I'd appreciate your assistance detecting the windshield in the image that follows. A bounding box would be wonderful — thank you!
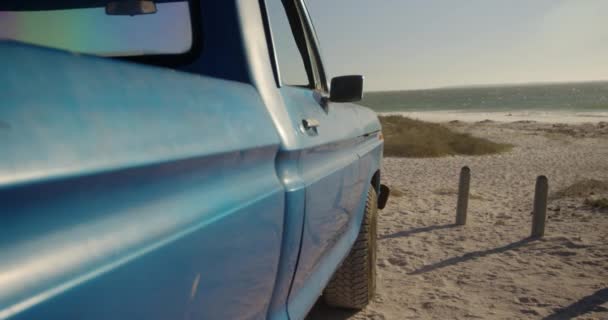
[0,1,193,57]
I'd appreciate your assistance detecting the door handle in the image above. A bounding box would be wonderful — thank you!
[302,118,320,130]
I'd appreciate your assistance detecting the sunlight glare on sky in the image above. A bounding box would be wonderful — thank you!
[305,0,608,91]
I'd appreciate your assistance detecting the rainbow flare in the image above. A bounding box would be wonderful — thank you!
[0,2,192,56]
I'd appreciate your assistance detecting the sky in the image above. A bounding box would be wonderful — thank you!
[305,0,608,91]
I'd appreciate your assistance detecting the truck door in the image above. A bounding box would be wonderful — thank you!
[0,29,285,320]
[264,1,369,318]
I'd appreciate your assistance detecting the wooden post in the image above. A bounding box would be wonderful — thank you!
[456,166,471,225]
[531,175,548,238]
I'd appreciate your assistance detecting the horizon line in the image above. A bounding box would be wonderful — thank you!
[365,79,608,93]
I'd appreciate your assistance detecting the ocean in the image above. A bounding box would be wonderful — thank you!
[359,81,608,113]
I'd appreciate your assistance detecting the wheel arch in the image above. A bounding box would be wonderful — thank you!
[370,170,381,194]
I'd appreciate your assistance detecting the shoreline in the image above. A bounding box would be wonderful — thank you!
[379,110,608,124]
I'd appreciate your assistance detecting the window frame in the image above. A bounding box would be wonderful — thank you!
[296,0,329,93]
[262,0,328,93]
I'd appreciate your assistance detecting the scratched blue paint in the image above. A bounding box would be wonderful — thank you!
[286,137,382,320]
[0,42,278,188]
[268,86,382,320]
[267,149,313,320]
[0,42,284,319]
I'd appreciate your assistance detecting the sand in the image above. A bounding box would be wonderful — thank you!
[307,119,608,319]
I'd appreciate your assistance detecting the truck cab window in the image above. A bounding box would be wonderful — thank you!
[265,0,311,87]
[0,1,194,59]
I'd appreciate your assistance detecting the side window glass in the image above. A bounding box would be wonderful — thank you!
[266,1,310,87]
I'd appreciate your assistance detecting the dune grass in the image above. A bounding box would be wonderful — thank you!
[552,179,608,210]
[585,197,608,209]
[552,179,608,199]
[379,116,513,158]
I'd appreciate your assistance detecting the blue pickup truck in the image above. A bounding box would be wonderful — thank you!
[0,1,389,319]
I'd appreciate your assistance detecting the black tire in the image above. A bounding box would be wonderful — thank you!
[323,186,378,309]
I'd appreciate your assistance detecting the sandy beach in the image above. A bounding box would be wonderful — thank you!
[308,118,608,319]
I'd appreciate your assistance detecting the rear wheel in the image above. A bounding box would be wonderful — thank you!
[323,186,377,309]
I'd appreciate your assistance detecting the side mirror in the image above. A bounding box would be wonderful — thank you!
[329,75,364,103]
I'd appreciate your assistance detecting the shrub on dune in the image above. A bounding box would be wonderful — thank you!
[379,116,512,158]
